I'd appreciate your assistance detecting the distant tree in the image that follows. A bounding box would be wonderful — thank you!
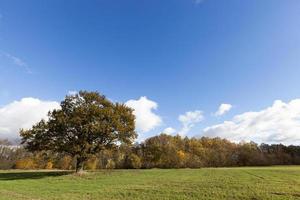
[105,159,116,169]
[15,158,36,169]
[124,153,142,169]
[45,161,53,169]
[20,91,136,173]
[85,156,98,170]
[57,155,73,170]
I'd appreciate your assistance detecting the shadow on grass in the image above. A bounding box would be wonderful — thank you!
[0,171,71,181]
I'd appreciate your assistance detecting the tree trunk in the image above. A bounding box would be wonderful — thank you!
[75,157,85,173]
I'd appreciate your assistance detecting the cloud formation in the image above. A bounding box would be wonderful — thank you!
[163,127,176,135]
[0,98,60,140]
[203,99,300,145]
[125,96,162,133]
[178,110,204,136]
[0,52,32,73]
[215,103,232,116]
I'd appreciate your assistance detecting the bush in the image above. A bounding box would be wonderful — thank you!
[85,157,98,170]
[15,158,36,169]
[106,159,115,169]
[45,161,53,169]
[125,154,142,169]
[58,156,73,170]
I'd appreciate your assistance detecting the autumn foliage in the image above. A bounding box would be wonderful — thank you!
[2,133,300,170]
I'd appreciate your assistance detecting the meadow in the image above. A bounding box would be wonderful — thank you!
[0,166,300,200]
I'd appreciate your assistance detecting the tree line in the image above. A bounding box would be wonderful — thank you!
[1,134,300,170]
[1,91,299,171]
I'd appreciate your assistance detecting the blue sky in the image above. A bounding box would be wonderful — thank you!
[1,0,300,143]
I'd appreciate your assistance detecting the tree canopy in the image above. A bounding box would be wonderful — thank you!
[20,91,136,172]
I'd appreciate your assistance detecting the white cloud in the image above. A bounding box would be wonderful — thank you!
[68,90,78,96]
[0,98,60,140]
[125,96,162,133]
[203,99,300,145]
[163,127,176,135]
[178,110,204,136]
[0,52,32,73]
[215,103,232,116]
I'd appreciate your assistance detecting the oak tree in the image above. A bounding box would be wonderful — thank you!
[20,91,136,173]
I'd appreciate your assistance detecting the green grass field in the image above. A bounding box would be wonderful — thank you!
[0,167,300,200]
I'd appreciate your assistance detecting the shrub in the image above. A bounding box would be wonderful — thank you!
[85,157,98,170]
[15,158,36,169]
[125,154,142,169]
[106,159,115,169]
[58,156,73,170]
[45,161,53,169]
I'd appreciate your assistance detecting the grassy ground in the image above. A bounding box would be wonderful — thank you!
[0,166,300,200]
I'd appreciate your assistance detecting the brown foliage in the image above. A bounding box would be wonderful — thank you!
[15,158,36,169]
